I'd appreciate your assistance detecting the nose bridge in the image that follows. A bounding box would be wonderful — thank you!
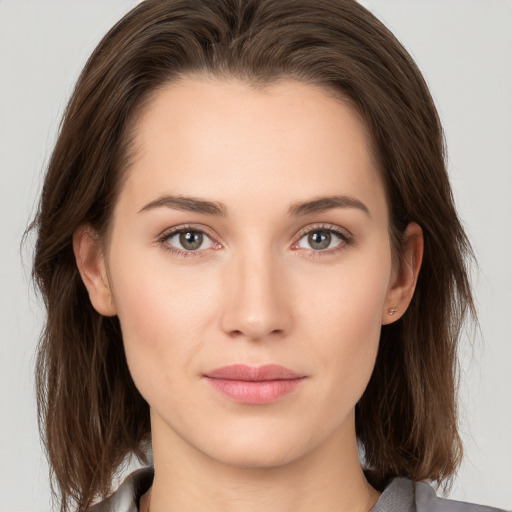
[220,241,291,340]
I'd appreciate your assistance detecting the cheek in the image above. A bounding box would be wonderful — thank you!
[107,245,221,399]
[299,245,392,394]
[300,242,391,330]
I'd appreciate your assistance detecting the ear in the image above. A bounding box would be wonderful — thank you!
[382,222,423,325]
[73,225,117,316]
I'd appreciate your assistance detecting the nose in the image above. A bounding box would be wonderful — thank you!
[219,248,293,341]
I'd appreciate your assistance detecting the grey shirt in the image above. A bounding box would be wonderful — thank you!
[89,467,506,512]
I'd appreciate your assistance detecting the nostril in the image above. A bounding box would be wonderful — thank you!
[219,279,293,340]
[227,328,284,341]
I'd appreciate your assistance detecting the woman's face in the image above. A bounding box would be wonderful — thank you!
[87,78,408,468]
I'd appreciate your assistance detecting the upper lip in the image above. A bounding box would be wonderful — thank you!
[204,364,304,381]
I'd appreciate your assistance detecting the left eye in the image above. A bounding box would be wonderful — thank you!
[166,229,215,251]
[296,229,344,251]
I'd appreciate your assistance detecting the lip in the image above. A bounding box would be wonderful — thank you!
[203,364,306,404]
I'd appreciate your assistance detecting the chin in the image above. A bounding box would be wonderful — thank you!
[207,443,304,470]
[196,423,317,470]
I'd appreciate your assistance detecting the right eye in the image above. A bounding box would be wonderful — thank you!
[167,230,213,250]
[158,226,221,257]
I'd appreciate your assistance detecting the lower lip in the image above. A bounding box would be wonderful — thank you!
[205,377,305,404]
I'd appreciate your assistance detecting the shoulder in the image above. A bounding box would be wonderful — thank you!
[413,480,506,512]
[414,482,504,512]
[371,477,506,512]
[87,467,154,512]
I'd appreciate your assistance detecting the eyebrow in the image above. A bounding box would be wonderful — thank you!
[138,194,370,217]
[287,195,370,217]
[139,195,228,216]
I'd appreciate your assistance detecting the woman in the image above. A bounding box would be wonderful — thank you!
[30,1,504,511]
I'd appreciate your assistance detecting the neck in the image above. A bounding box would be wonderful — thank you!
[146,411,380,512]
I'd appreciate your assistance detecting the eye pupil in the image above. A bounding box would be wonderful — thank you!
[308,230,331,250]
[179,231,203,250]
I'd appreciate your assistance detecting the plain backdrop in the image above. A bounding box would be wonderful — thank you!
[1,1,511,511]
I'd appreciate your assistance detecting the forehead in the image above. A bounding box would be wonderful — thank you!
[120,77,386,220]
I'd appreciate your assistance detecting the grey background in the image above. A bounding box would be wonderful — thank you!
[1,1,510,510]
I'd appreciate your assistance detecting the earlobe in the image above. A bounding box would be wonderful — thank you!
[73,226,117,316]
[382,222,423,325]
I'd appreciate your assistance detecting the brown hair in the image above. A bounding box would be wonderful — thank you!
[30,0,475,510]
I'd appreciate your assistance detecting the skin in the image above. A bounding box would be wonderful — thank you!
[74,78,423,512]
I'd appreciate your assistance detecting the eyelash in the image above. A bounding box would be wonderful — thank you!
[157,224,220,258]
[157,223,353,258]
[293,223,352,257]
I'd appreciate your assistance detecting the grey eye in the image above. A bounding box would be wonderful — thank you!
[180,231,203,250]
[308,230,331,250]
[297,229,343,251]
[168,230,213,251]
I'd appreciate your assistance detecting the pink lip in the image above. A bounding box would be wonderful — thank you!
[203,364,306,404]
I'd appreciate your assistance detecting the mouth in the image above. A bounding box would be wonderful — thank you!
[203,364,307,404]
